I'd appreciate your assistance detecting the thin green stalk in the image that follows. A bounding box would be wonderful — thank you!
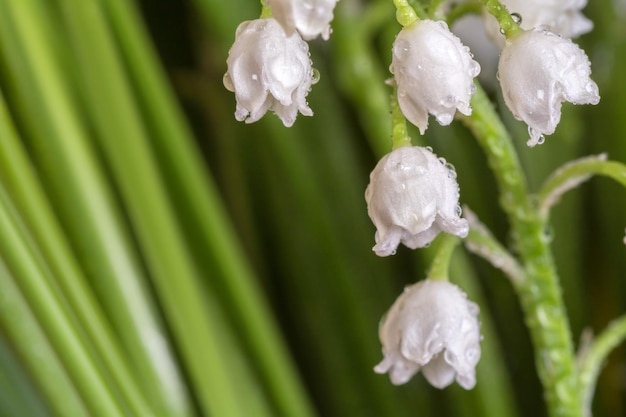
[537,155,626,218]
[578,315,626,416]
[463,207,525,285]
[393,0,420,25]
[462,85,582,417]
[390,84,413,150]
[481,0,522,39]
[427,234,460,281]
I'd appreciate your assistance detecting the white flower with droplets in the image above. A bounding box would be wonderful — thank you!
[267,0,339,41]
[483,0,593,47]
[391,19,480,134]
[498,26,600,146]
[223,18,314,127]
[364,146,468,257]
[375,279,481,389]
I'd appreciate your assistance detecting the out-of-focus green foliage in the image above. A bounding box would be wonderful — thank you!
[0,1,624,417]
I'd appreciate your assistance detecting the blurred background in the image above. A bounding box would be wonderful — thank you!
[0,0,624,416]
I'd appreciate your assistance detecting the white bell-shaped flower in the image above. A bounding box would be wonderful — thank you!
[223,18,314,127]
[375,280,481,389]
[267,0,339,41]
[498,26,600,146]
[391,19,480,134]
[365,146,468,257]
[483,0,592,46]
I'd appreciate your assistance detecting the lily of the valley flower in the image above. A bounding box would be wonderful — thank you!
[223,18,314,127]
[375,280,481,389]
[483,0,593,46]
[498,26,600,146]
[267,0,339,41]
[391,19,480,134]
[365,146,468,257]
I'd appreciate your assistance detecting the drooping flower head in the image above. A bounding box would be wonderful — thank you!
[267,0,339,41]
[375,280,481,389]
[483,0,593,46]
[498,26,600,146]
[391,19,480,134]
[365,146,468,257]
[223,18,314,127]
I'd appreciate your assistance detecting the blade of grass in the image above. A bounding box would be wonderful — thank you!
[0,260,88,417]
[0,183,126,417]
[0,86,160,417]
[0,2,193,416]
[55,1,279,416]
[101,1,319,415]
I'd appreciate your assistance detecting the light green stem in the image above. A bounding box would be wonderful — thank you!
[390,84,413,150]
[578,315,626,416]
[427,234,460,281]
[462,85,582,417]
[482,0,522,39]
[537,155,626,218]
[392,0,419,26]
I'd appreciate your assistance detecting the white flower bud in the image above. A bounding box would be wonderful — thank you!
[375,280,481,389]
[365,146,468,257]
[223,18,314,127]
[498,27,600,146]
[267,0,339,41]
[483,0,593,46]
[391,20,480,134]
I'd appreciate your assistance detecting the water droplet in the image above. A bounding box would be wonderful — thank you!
[536,89,545,100]
[223,73,234,90]
[537,135,546,145]
[311,68,320,84]
[251,73,258,81]
[499,27,506,35]
[511,12,522,25]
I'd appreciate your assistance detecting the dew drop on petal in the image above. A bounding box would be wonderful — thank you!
[511,12,523,25]
[223,72,234,90]
[311,68,321,85]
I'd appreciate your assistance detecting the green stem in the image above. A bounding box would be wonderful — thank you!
[463,207,525,285]
[537,154,626,218]
[481,0,522,39]
[578,315,626,416]
[393,0,419,26]
[427,234,460,281]
[462,85,582,417]
[390,84,412,150]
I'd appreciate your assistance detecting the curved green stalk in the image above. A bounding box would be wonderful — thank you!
[537,155,626,218]
[578,315,626,416]
[461,85,582,417]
